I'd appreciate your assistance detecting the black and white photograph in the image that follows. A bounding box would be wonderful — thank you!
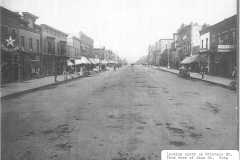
[0,0,239,159]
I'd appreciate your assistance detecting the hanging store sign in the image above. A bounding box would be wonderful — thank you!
[1,36,20,52]
[218,45,236,52]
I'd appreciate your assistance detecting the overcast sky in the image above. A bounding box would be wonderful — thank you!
[1,0,237,63]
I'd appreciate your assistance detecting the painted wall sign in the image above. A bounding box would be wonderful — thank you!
[218,45,236,52]
[1,36,20,52]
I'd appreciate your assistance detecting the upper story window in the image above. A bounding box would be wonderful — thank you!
[206,38,208,49]
[53,42,55,54]
[218,36,221,45]
[202,40,204,48]
[36,40,40,53]
[44,39,46,53]
[11,29,17,39]
[21,36,25,50]
[47,40,52,54]
[1,26,8,40]
[60,44,66,55]
[232,31,236,45]
[211,38,215,50]
[29,38,33,52]
[224,33,228,45]
[58,43,60,55]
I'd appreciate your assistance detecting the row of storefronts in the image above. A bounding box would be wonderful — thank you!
[148,15,237,78]
[1,7,97,84]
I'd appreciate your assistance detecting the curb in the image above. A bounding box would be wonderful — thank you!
[156,68,230,89]
[1,75,84,101]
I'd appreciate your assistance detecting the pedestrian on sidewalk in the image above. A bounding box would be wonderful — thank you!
[113,65,116,72]
[232,66,237,82]
[53,67,59,82]
[200,66,205,79]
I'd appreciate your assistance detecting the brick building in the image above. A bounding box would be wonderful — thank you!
[157,39,173,67]
[79,31,94,58]
[67,35,81,59]
[19,12,42,79]
[40,24,68,75]
[93,47,105,60]
[176,22,203,71]
[170,33,179,69]
[1,7,21,83]
[199,15,237,77]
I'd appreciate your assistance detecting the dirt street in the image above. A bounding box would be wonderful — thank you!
[1,65,238,160]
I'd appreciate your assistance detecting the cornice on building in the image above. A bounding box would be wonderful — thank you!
[0,7,22,18]
[41,24,68,37]
[19,25,41,34]
[79,31,94,42]
[22,12,39,19]
[210,14,237,29]
[158,39,173,41]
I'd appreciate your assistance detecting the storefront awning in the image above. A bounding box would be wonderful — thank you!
[94,59,100,64]
[88,58,97,64]
[75,57,92,65]
[100,59,108,64]
[180,54,199,64]
[107,59,117,64]
[67,60,74,66]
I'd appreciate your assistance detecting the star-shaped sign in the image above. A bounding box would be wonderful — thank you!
[5,36,15,46]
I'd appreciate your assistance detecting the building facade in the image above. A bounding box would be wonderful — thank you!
[157,39,174,67]
[148,44,156,65]
[176,23,203,71]
[105,50,115,60]
[67,35,81,59]
[93,47,105,60]
[1,7,22,83]
[19,12,42,80]
[79,31,94,58]
[200,15,237,77]
[199,24,211,73]
[40,24,68,75]
[170,33,179,69]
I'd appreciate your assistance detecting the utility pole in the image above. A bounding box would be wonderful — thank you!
[167,43,170,69]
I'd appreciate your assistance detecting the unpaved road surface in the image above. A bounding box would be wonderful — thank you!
[1,65,238,160]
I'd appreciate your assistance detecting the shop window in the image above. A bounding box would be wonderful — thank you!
[29,38,33,52]
[11,29,17,39]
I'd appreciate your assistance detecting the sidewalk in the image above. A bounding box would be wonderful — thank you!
[151,66,232,88]
[0,73,85,100]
